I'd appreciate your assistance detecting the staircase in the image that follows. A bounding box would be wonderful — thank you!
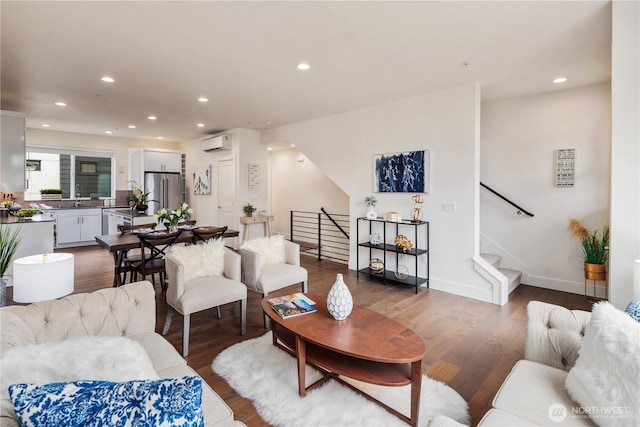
[481,253,522,294]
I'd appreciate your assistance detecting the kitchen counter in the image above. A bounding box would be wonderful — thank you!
[0,215,55,224]
[105,208,155,218]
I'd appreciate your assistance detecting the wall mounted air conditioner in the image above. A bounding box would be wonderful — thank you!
[202,134,232,152]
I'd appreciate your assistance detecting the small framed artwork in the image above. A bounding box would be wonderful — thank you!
[373,150,429,193]
[80,162,97,173]
[193,164,212,195]
[26,159,41,171]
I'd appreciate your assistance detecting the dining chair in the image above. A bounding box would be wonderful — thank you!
[191,226,228,244]
[116,223,157,284]
[132,230,182,292]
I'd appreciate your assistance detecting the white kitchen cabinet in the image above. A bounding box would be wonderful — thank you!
[128,148,183,185]
[0,110,26,192]
[56,208,102,247]
[144,150,181,173]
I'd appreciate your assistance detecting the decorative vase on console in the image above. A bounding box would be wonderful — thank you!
[365,195,377,220]
[327,273,353,320]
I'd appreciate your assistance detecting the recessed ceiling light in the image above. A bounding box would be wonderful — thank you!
[101,76,115,83]
[553,77,567,84]
[54,102,66,107]
[42,124,50,128]
[157,136,164,140]
[297,63,310,70]
[105,131,112,134]
[267,147,273,151]
[198,97,208,103]
[197,123,205,128]
[128,125,136,129]
[265,120,272,125]
[148,116,157,120]
[291,144,296,147]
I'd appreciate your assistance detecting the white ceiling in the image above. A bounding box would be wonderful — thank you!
[1,1,612,143]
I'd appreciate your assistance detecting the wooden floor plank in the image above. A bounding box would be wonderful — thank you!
[4,246,592,426]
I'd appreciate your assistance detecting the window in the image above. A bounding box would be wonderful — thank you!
[25,146,115,200]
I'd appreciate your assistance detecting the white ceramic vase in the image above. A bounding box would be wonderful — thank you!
[327,273,353,320]
[366,205,377,219]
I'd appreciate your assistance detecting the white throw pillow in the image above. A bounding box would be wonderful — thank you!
[239,234,286,268]
[0,336,159,418]
[169,238,225,282]
[565,301,640,426]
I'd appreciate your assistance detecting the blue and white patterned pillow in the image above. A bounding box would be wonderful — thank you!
[9,376,204,427]
[625,300,640,322]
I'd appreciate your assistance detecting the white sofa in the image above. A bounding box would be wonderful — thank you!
[432,300,639,426]
[0,281,245,427]
[475,301,593,426]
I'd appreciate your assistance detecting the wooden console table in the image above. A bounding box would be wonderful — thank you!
[240,215,273,241]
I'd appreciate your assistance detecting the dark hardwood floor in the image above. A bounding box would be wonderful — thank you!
[5,245,592,426]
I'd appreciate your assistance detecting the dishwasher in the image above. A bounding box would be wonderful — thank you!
[106,211,132,234]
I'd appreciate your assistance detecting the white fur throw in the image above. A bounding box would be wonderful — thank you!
[565,301,640,426]
[239,234,286,268]
[0,336,158,415]
[169,238,225,282]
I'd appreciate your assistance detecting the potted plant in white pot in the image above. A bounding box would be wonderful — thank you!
[365,195,378,219]
[40,188,63,201]
[0,224,22,306]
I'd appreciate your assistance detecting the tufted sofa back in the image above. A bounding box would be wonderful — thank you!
[525,300,591,371]
[0,281,156,352]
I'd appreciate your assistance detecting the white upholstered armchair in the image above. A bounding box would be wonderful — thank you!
[238,235,308,326]
[163,239,247,357]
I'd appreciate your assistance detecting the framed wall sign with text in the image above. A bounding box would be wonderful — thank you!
[555,148,575,187]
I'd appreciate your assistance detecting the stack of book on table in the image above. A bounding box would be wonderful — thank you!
[267,293,317,319]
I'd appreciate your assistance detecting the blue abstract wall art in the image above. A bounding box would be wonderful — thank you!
[373,150,429,193]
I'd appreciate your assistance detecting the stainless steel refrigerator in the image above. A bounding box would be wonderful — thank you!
[144,172,182,215]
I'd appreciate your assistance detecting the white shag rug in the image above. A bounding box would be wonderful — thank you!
[212,332,469,427]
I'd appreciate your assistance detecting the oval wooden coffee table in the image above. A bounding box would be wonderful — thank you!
[262,294,426,427]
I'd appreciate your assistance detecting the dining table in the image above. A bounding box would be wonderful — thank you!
[95,227,240,287]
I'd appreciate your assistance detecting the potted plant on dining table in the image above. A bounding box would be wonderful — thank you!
[154,203,194,232]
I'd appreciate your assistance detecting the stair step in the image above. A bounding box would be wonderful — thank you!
[481,253,502,269]
[500,268,522,293]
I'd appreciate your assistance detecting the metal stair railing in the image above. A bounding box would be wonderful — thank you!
[290,209,350,264]
[480,182,534,217]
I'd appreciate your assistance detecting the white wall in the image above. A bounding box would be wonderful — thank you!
[179,128,268,234]
[26,128,181,192]
[609,0,640,308]
[268,148,349,237]
[481,83,611,296]
[263,84,493,302]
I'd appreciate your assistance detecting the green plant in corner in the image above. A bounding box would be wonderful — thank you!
[0,223,22,306]
[243,203,257,217]
[568,218,610,264]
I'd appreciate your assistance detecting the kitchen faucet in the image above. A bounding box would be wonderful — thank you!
[74,184,82,207]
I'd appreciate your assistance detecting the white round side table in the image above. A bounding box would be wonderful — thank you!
[13,253,74,303]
